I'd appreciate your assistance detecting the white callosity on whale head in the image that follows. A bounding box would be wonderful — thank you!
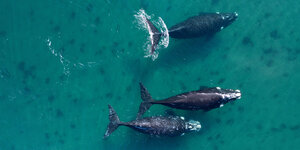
[234,12,238,17]
[216,88,242,100]
[186,120,201,132]
[235,90,242,99]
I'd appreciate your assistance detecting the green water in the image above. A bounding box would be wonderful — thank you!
[1,0,300,149]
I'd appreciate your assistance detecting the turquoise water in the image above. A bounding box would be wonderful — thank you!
[1,0,300,149]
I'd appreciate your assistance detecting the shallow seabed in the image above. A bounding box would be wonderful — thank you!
[0,0,299,150]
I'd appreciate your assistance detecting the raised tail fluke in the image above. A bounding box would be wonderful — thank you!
[104,105,122,139]
[137,82,154,119]
[145,19,162,54]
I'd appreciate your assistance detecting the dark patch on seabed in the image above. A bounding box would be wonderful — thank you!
[242,36,254,47]
[48,95,55,102]
[0,31,6,37]
[56,109,64,118]
[211,0,219,5]
[270,30,280,39]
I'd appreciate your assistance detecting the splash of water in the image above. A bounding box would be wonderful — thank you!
[46,38,99,79]
[158,17,169,48]
[134,9,169,61]
[46,38,71,77]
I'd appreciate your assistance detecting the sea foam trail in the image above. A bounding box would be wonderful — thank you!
[46,38,99,80]
[46,38,71,77]
[134,9,169,61]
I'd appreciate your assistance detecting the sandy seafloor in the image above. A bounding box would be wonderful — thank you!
[0,0,300,149]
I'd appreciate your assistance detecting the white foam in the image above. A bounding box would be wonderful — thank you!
[46,38,70,76]
[134,9,153,43]
[235,12,238,17]
[158,17,169,48]
[46,38,99,79]
[186,120,201,131]
[236,92,242,99]
[217,90,242,100]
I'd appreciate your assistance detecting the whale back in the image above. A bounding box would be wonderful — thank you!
[168,13,237,38]
[126,116,187,136]
[151,87,241,110]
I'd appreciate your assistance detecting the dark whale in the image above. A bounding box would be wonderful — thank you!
[104,105,201,138]
[137,83,241,118]
[147,12,238,54]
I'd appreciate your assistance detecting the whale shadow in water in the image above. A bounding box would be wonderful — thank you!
[154,34,222,68]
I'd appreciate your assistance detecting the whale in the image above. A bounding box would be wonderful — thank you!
[146,12,238,54]
[137,83,241,118]
[103,105,201,138]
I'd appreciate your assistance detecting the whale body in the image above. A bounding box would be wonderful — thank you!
[146,12,238,54]
[168,12,238,38]
[137,83,241,118]
[104,105,201,138]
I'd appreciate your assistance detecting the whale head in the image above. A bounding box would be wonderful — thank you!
[215,87,242,102]
[220,12,238,28]
[185,120,201,132]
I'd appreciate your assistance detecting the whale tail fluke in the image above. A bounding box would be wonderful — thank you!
[145,19,162,54]
[104,105,122,139]
[134,9,169,60]
[137,82,154,119]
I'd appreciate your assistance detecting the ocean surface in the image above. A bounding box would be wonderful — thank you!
[1,0,300,149]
